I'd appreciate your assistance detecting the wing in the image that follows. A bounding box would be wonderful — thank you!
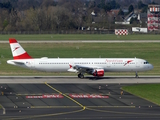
[68,64,103,74]
[73,65,93,73]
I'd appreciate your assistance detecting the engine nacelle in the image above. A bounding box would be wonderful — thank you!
[92,69,104,77]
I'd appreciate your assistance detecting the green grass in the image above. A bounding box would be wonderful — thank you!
[122,84,160,105]
[0,34,159,107]
[0,42,159,76]
[0,34,160,40]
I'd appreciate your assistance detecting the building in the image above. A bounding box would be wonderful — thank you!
[148,5,160,31]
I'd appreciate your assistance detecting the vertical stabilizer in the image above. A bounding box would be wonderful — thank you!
[9,38,32,59]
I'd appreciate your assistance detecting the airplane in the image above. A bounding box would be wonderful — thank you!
[7,38,153,78]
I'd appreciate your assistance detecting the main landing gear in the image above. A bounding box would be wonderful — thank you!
[135,71,139,78]
[78,73,84,79]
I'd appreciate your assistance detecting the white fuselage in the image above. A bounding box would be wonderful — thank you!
[7,58,153,72]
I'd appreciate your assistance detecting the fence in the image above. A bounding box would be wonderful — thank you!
[0,30,160,35]
[0,30,115,34]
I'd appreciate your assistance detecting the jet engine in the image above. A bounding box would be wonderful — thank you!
[92,69,104,77]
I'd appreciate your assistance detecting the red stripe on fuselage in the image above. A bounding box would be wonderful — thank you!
[9,38,18,43]
[13,52,32,59]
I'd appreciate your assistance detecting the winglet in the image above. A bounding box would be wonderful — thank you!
[69,64,73,68]
[9,38,32,59]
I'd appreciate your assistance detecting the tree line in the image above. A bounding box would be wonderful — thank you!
[0,0,158,31]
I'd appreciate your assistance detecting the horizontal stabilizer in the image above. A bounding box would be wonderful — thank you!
[7,60,25,65]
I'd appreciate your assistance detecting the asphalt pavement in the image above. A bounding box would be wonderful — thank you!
[0,81,159,120]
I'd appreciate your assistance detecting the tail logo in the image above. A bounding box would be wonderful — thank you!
[13,47,20,52]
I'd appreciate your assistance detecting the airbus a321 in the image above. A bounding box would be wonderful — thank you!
[7,38,153,78]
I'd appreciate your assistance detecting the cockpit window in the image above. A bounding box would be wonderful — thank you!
[144,61,149,64]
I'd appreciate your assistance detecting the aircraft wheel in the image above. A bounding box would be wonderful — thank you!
[78,73,84,79]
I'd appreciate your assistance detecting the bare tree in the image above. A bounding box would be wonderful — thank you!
[9,9,19,30]
[52,6,73,30]
[22,8,39,31]
[0,9,9,30]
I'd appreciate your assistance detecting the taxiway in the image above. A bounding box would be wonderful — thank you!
[0,76,160,84]
[0,77,160,120]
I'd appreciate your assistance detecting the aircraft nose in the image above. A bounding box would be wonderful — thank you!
[149,64,154,70]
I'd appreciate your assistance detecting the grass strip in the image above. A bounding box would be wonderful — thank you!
[122,84,160,106]
[0,34,160,40]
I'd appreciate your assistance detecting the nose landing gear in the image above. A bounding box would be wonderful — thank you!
[135,71,139,78]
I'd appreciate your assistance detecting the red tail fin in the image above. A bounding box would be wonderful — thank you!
[9,38,32,59]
